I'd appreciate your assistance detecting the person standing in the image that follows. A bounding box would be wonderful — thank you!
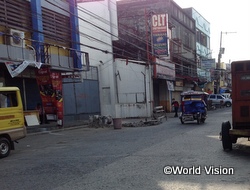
[36,103,44,124]
[171,98,179,117]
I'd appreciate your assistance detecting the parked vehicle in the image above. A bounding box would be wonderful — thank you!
[221,60,250,150]
[221,93,231,99]
[179,91,208,124]
[0,87,26,158]
[208,94,232,107]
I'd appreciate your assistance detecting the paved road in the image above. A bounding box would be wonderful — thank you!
[1,108,249,190]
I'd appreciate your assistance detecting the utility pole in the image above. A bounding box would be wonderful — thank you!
[216,31,236,94]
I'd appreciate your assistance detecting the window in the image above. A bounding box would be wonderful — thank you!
[200,32,207,47]
[183,14,187,24]
[190,19,194,30]
[207,36,210,49]
[178,11,183,22]
[183,31,189,47]
[196,29,200,43]
[209,95,215,99]
[217,95,224,100]
[173,7,178,17]
[0,91,18,108]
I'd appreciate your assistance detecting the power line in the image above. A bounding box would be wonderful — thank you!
[46,0,154,60]
[1,0,203,75]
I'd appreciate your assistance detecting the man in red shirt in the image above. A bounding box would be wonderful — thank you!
[171,98,179,117]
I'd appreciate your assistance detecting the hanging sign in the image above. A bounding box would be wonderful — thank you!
[5,60,42,77]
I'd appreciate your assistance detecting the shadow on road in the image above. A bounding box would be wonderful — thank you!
[227,142,250,157]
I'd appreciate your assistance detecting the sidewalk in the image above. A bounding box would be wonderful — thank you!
[26,112,175,135]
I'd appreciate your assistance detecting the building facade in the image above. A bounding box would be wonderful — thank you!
[77,0,152,118]
[0,0,100,125]
[115,0,198,112]
[183,7,213,92]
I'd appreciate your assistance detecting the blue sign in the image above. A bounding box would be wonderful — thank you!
[152,33,168,56]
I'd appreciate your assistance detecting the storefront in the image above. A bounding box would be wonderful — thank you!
[153,58,175,112]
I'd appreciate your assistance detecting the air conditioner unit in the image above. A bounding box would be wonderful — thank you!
[9,29,25,47]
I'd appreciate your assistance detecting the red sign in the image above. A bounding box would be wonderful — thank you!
[51,72,63,125]
[36,68,64,126]
[152,14,168,33]
[36,68,55,116]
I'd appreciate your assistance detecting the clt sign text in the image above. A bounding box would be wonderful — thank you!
[151,14,168,57]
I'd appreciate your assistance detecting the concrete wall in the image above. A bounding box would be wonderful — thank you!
[77,0,118,117]
[114,59,152,118]
[0,44,34,61]
[77,1,153,118]
[78,0,118,67]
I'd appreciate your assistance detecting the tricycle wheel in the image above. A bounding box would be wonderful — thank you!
[221,121,232,150]
[197,118,201,124]
[180,118,184,124]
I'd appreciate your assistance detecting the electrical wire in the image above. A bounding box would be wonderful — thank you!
[45,0,154,60]
[1,0,203,75]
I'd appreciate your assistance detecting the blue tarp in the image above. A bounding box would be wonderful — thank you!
[182,100,206,114]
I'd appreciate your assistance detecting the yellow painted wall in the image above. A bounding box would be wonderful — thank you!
[44,40,70,56]
[0,27,69,57]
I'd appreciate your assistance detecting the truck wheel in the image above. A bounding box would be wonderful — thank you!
[221,121,232,150]
[0,137,11,158]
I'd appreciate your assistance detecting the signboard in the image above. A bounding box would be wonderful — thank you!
[201,59,216,70]
[154,58,175,80]
[152,14,168,33]
[167,81,174,91]
[5,60,42,78]
[36,68,55,117]
[36,68,63,126]
[175,80,183,87]
[51,72,63,126]
[151,14,168,57]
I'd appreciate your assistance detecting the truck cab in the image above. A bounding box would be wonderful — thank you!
[221,60,250,150]
[0,87,26,158]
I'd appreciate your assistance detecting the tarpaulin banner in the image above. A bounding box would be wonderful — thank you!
[5,60,42,77]
[50,72,63,126]
[36,68,56,119]
[36,68,64,125]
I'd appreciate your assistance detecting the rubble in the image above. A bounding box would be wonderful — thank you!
[88,115,112,128]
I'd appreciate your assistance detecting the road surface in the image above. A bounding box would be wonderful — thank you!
[0,107,249,190]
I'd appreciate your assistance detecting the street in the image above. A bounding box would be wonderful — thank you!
[1,108,250,190]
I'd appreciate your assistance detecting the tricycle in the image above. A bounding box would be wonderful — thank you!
[179,91,208,124]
